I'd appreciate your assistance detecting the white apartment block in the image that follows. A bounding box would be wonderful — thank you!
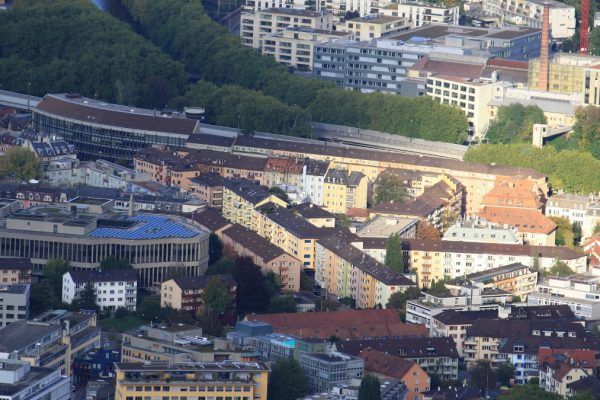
[0,359,70,400]
[62,270,138,311]
[300,160,329,206]
[443,217,521,244]
[341,14,408,41]
[320,0,394,19]
[244,0,316,12]
[482,0,575,39]
[241,8,333,50]
[545,193,600,239]
[381,1,459,27]
[528,269,600,320]
[263,28,351,71]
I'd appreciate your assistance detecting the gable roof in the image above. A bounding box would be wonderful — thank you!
[291,203,335,219]
[336,337,459,359]
[478,206,557,235]
[359,349,422,381]
[222,224,294,263]
[169,274,236,291]
[0,258,32,270]
[67,269,137,284]
[192,208,231,232]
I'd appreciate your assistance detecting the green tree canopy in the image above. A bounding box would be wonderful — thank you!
[44,259,70,298]
[469,360,497,394]
[0,147,40,181]
[549,216,575,247]
[77,282,97,310]
[548,259,575,276]
[385,233,404,273]
[232,257,271,315]
[268,295,297,313]
[358,375,381,400]
[498,383,561,400]
[203,276,234,316]
[486,104,546,144]
[268,358,308,400]
[374,173,407,205]
[269,186,290,203]
[495,362,515,387]
[208,233,223,266]
[386,287,421,322]
[29,281,56,317]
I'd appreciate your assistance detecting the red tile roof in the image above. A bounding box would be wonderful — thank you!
[539,348,596,381]
[486,58,528,69]
[477,206,557,235]
[359,349,421,381]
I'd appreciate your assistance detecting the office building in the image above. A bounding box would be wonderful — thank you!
[62,270,137,312]
[382,1,459,27]
[0,201,209,287]
[0,257,32,284]
[33,94,199,164]
[114,362,270,400]
[0,359,70,400]
[341,14,409,41]
[0,284,30,328]
[0,310,100,376]
[160,275,237,312]
[299,352,364,394]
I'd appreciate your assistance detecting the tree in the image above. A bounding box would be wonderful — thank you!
[549,216,575,247]
[300,270,313,292]
[573,221,583,245]
[44,259,70,297]
[0,147,40,181]
[269,186,290,203]
[208,233,223,266]
[385,233,404,272]
[486,104,546,144]
[206,257,233,275]
[498,384,561,400]
[100,257,132,271]
[203,276,234,316]
[373,173,406,205]
[594,221,600,235]
[548,259,575,277]
[232,257,271,315]
[268,295,297,313]
[136,297,162,322]
[268,357,308,400]
[415,220,441,240]
[386,287,421,322]
[468,360,497,395]
[428,279,449,295]
[337,214,352,228]
[77,283,97,310]
[29,281,55,317]
[495,362,515,387]
[358,375,381,400]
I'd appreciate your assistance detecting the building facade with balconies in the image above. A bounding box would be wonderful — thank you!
[62,270,137,312]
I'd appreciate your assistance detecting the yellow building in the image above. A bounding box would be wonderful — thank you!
[323,169,368,214]
[222,180,288,228]
[341,14,408,41]
[114,362,269,400]
[528,54,594,95]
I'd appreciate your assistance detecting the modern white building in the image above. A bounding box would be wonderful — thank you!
[243,0,316,12]
[0,284,30,328]
[545,193,600,239]
[341,14,409,41]
[443,217,521,244]
[381,1,459,27]
[62,270,137,311]
[321,0,394,19]
[528,268,600,320]
[0,359,70,400]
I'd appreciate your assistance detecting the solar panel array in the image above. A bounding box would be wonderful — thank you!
[88,215,199,240]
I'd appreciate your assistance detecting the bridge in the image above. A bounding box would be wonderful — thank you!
[0,89,41,111]
[532,124,573,148]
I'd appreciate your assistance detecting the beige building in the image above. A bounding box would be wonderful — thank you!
[0,257,32,284]
[160,275,237,312]
[528,54,600,100]
[222,179,288,228]
[341,14,408,41]
[263,28,351,71]
[323,169,368,214]
[382,1,459,27]
[241,8,333,50]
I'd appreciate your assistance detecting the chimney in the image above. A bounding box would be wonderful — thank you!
[538,3,550,91]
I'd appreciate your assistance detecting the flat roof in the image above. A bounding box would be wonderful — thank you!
[349,14,404,24]
[0,321,61,352]
[115,361,268,372]
[388,24,539,42]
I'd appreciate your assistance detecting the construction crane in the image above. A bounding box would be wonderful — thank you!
[581,0,590,54]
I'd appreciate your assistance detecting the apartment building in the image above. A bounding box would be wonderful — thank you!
[263,156,304,188]
[121,324,241,363]
[221,224,301,290]
[403,239,586,289]
[222,179,288,228]
[0,309,100,376]
[300,352,364,394]
[341,14,408,41]
[189,173,226,209]
[291,203,336,227]
[545,193,589,229]
[477,207,557,246]
[335,337,459,380]
[0,257,32,284]
[62,270,137,312]
[319,0,394,19]
[114,362,269,400]
[263,27,351,71]
[315,236,416,308]
[241,8,333,49]
[323,169,368,214]
[482,0,575,39]
[443,217,521,244]
[357,216,418,239]
[382,1,459,27]
[300,159,330,206]
[539,349,595,396]
[480,177,546,211]
[0,359,70,400]
[0,284,29,328]
[243,0,316,13]
[528,270,600,320]
[160,275,237,312]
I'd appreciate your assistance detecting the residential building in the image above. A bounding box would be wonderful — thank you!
[528,269,600,320]
[192,207,232,237]
[0,284,29,328]
[443,217,521,244]
[567,376,600,398]
[356,216,418,239]
[482,0,575,39]
[0,257,32,284]
[480,177,546,211]
[222,179,288,228]
[323,169,368,214]
[25,137,80,187]
[478,206,557,245]
[299,352,364,394]
[539,349,595,396]
[243,0,317,13]
[291,203,336,228]
[262,28,351,71]
[315,236,416,308]
[62,270,137,312]
[0,309,101,376]
[341,14,408,41]
[241,8,333,49]
[245,309,428,340]
[381,1,459,27]
[0,202,209,287]
[300,159,330,206]
[447,262,538,300]
[263,156,304,188]
[430,310,499,358]
[584,234,600,267]
[121,324,241,363]
[82,159,153,191]
[160,275,237,312]
[0,359,70,400]
[406,284,511,330]
[320,0,394,19]
[335,337,459,381]
[189,173,226,209]
[33,94,198,164]
[359,349,430,400]
[114,362,270,400]
[221,224,301,290]
[403,239,586,289]
[545,193,590,230]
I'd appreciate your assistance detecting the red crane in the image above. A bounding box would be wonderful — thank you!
[581,0,590,54]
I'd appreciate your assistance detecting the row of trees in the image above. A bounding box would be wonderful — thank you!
[0,0,188,108]
[120,0,468,142]
[486,104,546,144]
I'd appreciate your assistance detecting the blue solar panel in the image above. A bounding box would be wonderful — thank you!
[88,215,199,240]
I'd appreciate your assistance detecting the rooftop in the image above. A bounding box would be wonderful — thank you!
[0,284,29,294]
[0,366,62,396]
[114,361,268,372]
[192,208,231,232]
[348,14,405,24]
[336,336,458,358]
[0,321,61,353]
[88,215,201,240]
[356,216,418,238]
[291,203,335,220]
[388,24,540,42]
[67,270,137,284]
[466,262,532,282]
[167,274,236,291]
[222,224,292,262]
[477,206,557,234]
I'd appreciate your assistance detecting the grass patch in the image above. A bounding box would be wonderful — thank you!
[100,315,145,333]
